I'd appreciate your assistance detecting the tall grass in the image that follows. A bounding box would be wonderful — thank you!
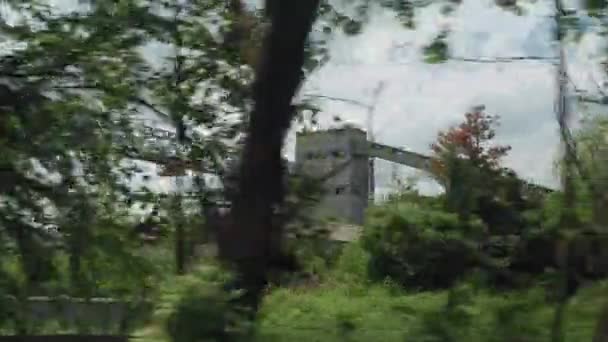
[132,242,608,342]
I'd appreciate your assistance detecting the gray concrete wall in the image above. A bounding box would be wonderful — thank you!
[2,297,152,334]
[295,128,369,225]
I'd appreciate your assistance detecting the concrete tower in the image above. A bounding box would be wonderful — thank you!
[294,127,369,225]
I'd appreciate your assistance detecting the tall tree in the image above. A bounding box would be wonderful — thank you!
[430,106,512,220]
[133,0,256,274]
[0,1,150,295]
[217,0,321,312]
[431,106,511,179]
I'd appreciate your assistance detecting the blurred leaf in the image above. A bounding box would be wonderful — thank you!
[423,31,449,64]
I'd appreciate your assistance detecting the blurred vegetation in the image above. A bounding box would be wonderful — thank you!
[255,275,608,342]
[130,105,608,341]
[1,0,608,341]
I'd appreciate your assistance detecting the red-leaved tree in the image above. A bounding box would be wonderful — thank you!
[431,105,511,184]
[429,105,512,221]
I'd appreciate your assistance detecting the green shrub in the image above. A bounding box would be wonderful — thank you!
[330,242,371,285]
[485,288,550,342]
[256,284,442,342]
[139,261,252,342]
[409,284,478,342]
[256,279,608,342]
[362,203,483,290]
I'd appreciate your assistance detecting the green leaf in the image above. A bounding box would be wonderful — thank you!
[585,0,607,12]
[423,32,449,64]
[342,19,363,35]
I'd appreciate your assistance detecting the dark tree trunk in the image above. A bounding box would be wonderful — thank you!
[218,0,320,312]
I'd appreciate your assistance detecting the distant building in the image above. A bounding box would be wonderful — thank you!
[294,127,370,225]
[130,125,555,234]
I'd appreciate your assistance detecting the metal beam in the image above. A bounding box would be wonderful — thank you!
[366,141,554,193]
[367,141,433,173]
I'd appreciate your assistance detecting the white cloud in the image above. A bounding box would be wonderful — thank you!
[291,0,605,196]
[18,0,606,198]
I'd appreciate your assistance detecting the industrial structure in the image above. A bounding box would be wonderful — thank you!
[129,124,553,226]
[294,127,433,225]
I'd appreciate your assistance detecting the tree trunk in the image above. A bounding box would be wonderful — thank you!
[219,0,320,312]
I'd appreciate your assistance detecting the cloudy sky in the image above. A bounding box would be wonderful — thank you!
[7,0,607,198]
[283,0,607,197]
[97,0,608,197]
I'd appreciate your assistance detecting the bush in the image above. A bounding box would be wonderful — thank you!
[362,203,484,290]
[137,261,252,342]
[328,242,372,286]
[410,284,478,342]
[256,279,608,342]
[256,283,444,342]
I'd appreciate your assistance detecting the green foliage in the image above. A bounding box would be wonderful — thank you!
[443,153,483,220]
[362,202,483,289]
[139,262,252,342]
[573,115,608,226]
[423,31,450,64]
[487,289,549,342]
[383,176,445,210]
[408,283,554,342]
[257,283,439,341]
[585,0,608,17]
[256,278,608,342]
[429,108,546,237]
[0,3,261,334]
[362,172,550,291]
[143,0,252,128]
[0,0,157,297]
[316,0,608,74]
[330,242,372,285]
[0,1,606,340]
[410,284,479,342]
[316,0,547,67]
[539,188,591,231]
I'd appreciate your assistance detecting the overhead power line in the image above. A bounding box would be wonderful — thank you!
[449,55,559,63]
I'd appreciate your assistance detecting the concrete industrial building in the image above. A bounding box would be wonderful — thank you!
[293,127,433,225]
[130,124,552,227]
[294,127,370,225]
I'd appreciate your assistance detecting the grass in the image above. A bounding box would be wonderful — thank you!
[256,284,442,341]
[130,242,608,342]
[254,280,608,342]
[132,282,608,342]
